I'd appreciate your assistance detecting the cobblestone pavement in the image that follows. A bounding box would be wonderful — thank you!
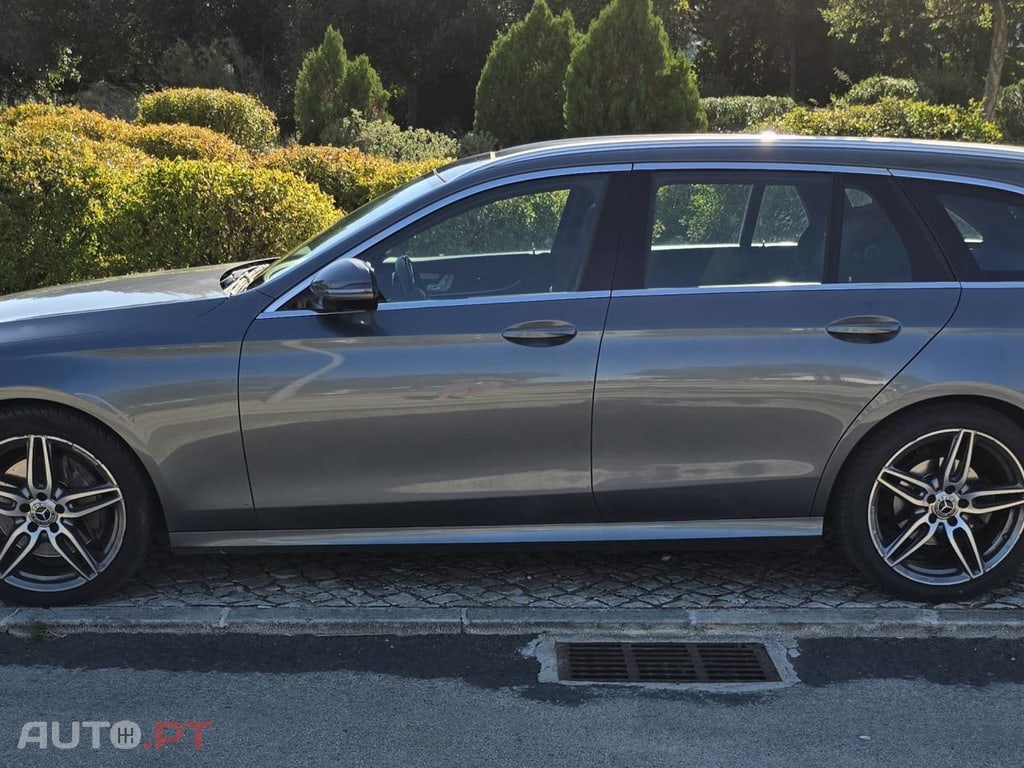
[44,545,1024,611]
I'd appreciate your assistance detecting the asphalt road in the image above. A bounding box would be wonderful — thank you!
[4,632,1024,767]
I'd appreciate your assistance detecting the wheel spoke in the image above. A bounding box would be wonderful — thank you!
[47,524,99,581]
[877,466,933,507]
[883,514,940,567]
[942,429,976,490]
[944,518,985,579]
[0,485,27,516]
[56,485,123,519]
[26,436,54,497]
[963,486,1024,515]
[0,521,41,580]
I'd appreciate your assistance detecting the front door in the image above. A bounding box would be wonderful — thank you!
[239,171,624,530]
[592,169,961,522]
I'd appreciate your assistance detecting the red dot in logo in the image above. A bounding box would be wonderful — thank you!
[144,742,152,749]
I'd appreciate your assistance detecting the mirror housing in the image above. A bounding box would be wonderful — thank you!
[309,258,380,313]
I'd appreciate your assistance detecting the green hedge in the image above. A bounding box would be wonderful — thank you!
[701,96,797,133]
[323,110,458,162]
[136,88,279,152]
[259,145,445,210]
[838,76,920,106]
[0,126,336,293]
[103,160,337,276]
[765,99,1002,142]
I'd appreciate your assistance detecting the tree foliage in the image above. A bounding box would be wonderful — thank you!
[474,0,577,146]
[564,0,706,136]
[293,25,388,145]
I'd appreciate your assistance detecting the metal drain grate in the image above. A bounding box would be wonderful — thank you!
[555,642,780,683]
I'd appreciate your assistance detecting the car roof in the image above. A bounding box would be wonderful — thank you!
[444,134,1024,190]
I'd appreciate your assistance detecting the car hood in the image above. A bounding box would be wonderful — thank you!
[0,264,232,325]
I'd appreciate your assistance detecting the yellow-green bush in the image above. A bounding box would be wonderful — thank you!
[8,106,132,142]
[765,99,1002,143]
[101,160,337,276]
[9,106,249,163]
[259,144,445,210]
[0,124,336,293]
[136,88,279,152]
[0,130,141,292]
[125,123,249,162]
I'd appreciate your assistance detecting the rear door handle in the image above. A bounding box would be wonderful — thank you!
[502,320,578,347]
[826,316,902,343]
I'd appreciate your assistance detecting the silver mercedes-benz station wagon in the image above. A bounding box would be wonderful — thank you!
[2,134,1024,606]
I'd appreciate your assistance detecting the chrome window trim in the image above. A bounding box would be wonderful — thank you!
[633,161,890,175]
[257,290,612,320]
[889,169,1024,197]
[611,282,961,299]
[260,164,630,315]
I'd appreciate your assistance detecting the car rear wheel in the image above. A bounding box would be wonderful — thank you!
[0,406,151,606]
[835,404,1024,602]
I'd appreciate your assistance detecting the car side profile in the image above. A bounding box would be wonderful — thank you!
[2,134,1024,606]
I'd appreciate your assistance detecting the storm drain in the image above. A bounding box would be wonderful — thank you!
[555,642,780,684]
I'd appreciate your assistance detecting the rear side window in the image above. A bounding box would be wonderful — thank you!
[903,179,1024,281]
[646,174,831,288]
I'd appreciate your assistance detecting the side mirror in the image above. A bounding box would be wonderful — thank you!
[310,258,380,313]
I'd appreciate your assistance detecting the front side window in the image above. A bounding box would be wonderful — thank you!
[360,176,608,302]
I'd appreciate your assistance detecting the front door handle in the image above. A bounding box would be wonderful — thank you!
[826,316,902,343]
[502,320,578,347]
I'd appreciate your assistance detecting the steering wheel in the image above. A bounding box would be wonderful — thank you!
[393,255,428,300]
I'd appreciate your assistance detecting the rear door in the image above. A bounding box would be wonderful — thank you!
[592,168,961,523]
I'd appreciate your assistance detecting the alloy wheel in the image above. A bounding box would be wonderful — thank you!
[0,435,126,593]
[868,428,1024,586]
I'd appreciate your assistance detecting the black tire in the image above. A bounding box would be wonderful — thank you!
[0,405,153,606]
[834,403,1024,602]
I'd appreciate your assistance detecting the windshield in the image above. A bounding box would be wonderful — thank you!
[250,170,447,289]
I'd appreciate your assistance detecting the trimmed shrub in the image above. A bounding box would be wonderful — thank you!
[0,125,335,293]
[11,107,249,162]
[0,130,141,292]
[565,0,705,136]
[838,76,920,106]
[702,96,797,133]
[294,26,389,144]
[474,0,577,146]
[0,102,61,126]
[136,88,278,152]
[259,145,444,210]
[457,130,500,157]
[765,99,1002,143]
[996,82,1024,145]
[323,110,457,162]
[102,160,337,276]
[8,106,131,142]
[126,123,249,162]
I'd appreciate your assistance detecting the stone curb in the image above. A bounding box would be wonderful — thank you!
[3,606,1024,638]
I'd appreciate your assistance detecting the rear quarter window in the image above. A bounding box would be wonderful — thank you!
[904,179,1024,281]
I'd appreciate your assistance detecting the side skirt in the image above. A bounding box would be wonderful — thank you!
[170,517,823,552]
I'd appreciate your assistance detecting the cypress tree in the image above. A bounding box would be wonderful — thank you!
[564,0,706,136]
[474,0,577,147]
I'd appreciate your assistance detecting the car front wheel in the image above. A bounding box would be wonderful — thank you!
[836,404,1024,602]
[0,406,151,606]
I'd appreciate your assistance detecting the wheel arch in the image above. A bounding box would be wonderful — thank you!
[0,394,170,543]
[816,391,1024,529]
